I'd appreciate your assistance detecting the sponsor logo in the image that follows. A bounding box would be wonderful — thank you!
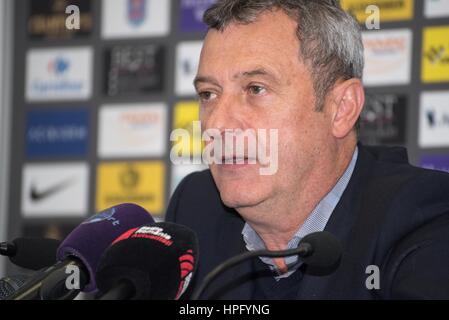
[127,226,174,246]
[127,0,146,27]
[421,154,449,173]
[362,29,412,86]
[424,45,449,65]
[175,41,203,96]
[422,26,449,83]
[424,108,449,128]
[48,57,69,76]
[176,249,195,299]
[26,47,93,101]
[135,226,171,239]
[104,44,165,96]
[30,178,74,202]
[119,164,140,189]
[359,94,407,145]
[21,163,89,217]
[26,109,89,158]
[98,103,167,158]
[179,0,216,32]
[419,91,449,147]
[102,0,170,39]
[424,0,449,18]
[27,0,92,39]
[83,207,121,227]
[341,0,414,23]
[83,207,117,224]
[96,161,165,215]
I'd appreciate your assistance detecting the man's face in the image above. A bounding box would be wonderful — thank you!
[195,10,333,211]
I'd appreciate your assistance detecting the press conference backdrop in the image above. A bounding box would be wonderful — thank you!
[2,0,449,276]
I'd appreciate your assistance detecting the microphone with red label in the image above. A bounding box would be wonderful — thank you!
[96,222,199,300]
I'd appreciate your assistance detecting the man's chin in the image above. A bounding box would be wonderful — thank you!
[217,183,267,209]
[219,193,258,209]
[211,164,268,207]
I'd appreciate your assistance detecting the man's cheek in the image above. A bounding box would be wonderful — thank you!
[257,128,279,175]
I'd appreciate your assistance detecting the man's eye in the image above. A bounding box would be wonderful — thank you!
[248,85,266,95]
[198,91,217,101]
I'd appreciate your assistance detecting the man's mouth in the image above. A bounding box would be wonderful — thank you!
[220,156,257,165]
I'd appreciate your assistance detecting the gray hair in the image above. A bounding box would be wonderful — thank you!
[203,0,364,111]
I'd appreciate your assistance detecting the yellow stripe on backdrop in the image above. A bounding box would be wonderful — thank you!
[421,25,449,83]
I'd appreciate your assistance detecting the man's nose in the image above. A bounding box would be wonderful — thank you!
[203,93,245,133]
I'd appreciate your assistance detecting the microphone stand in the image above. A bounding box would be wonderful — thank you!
[6,259,87,300]
[191,243,313,300]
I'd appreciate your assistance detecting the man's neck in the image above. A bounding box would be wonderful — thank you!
[237,142,357,253]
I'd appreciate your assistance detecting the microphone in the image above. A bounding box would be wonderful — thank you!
[0,274,30,300]
[96,222,199,300]
[191,231,342,300]
[6,203,155,300]
[0,238,60,270]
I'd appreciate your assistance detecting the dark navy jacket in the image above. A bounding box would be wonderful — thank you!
[166,145,449,299]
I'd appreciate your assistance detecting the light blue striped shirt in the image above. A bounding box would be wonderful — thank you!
[242,147,359,280]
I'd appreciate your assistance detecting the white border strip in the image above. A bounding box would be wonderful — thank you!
[0,0,14,278]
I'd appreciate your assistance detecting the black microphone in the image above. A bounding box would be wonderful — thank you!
[0,238,60,270]
[0,274,30,300]
[96,222,199,300]
[191,231,342,300]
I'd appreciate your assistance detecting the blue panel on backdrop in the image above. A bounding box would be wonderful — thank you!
[179,0,216,32]
[26,109,89,158]
[421,154,449,174]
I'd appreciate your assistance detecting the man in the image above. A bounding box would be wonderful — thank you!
[166,0,449,299]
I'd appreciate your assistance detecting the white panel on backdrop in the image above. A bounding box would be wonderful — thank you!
[98,103,168,158]
[362,29,413,87]
[101,0,171,39]
[25,47,93,101]
[175,41,203,96]
[21,163,89,217]
[419,91,449,148]
[424,0,449,18]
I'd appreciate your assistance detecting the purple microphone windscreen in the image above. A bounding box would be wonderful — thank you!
[56,203,155,292]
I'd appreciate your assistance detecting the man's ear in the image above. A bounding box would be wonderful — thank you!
[329,79,365,139]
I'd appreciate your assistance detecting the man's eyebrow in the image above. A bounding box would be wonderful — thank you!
[193,76,221,90]
[237,68,280,84]
[193,68,281,89]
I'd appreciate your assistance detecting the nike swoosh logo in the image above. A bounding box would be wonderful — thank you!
[30,178,75,202]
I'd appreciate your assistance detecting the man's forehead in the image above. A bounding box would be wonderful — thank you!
[198,43,302,84]
[202,9,299,48]
[195,9,308,86]
[200,21,300,67]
